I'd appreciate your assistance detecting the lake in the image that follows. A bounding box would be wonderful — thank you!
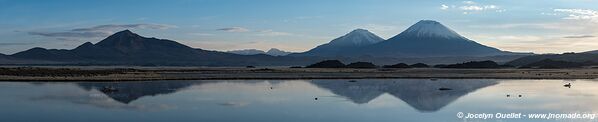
[0,79,597,122]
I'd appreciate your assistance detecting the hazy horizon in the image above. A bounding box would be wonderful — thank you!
[1,0,598,54]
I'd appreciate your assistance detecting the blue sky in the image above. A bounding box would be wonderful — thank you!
[1,0,598,54]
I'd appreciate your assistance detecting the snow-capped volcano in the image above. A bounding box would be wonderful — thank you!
[400,20,465,39]
[358,20,510,57]
[285,20,522,58]
[291,29,384,57]
[327,29,384,46]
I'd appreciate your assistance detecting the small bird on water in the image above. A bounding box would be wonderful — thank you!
[564,83,571,88]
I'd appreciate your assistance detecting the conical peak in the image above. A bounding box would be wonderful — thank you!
[95,30,144,47]
[408,20,451,32]
[402,20,463,39]
[118,29,133,34]
[349,28,369,33]
[102,30,144,41]
[111,30,138,37]
[267,48,281,52]
[415,20,441,25]
[347,29,378,37]
[328,28,384,46]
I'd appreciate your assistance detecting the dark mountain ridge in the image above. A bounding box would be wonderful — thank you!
[9,30,316,66]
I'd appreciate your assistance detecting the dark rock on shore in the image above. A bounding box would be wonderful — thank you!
[306,60,346,68]
[346,62,377,69]
[522,59,583,69]
[410,63,430,68]
[384,63,411,68]
[441,60,503,68]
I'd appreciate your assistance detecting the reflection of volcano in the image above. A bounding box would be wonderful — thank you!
[77,81,200,104]
[75,79,497,112]
[310,80,388,104]
[310,79,498,112]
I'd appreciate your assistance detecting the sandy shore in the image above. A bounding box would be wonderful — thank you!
[1,67,598,81]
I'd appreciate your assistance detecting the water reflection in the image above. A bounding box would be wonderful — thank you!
[70,79,498,112]
[76,81,199,104]
[310,79,498,112]
[29,91,175,111]
[2,79,597,122]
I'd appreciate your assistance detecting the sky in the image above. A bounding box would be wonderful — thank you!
[1,0,598,54]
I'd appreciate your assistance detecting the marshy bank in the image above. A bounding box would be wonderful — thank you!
[2,67,598,81]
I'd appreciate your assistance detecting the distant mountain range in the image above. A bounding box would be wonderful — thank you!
[8,30,316,66]
[291,20,524,58]
[506,52,598,66]
[227,48,293,56]
[1,20,543,66]
[227,49,265,55]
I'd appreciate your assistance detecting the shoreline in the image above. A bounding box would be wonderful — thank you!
[2,67,598,81]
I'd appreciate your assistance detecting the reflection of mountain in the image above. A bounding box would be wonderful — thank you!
[309,80,388,104]
[310,79,498,112]
[75,79,496,112]
[75,80,283,104]
[77,81,200,104]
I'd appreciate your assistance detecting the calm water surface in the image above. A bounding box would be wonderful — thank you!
[0,79,597,122]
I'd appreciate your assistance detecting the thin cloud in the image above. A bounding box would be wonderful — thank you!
[28,31,111,38]
[554,9,598,23]
[71,24,176,32]
[460,5,498,11]
[441,1,503,14]
[56,38,86,42]
[474,33,598,53]
[462,1,476,4]
[188,33,214,36]
[218,101,249,107]
[563,35,595,38]
[440,4,449,10]
[468,22,585,31]
[0,42,35,46]
[256,30,292,36]
[27,23,176,39]
[217,27,249,32]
